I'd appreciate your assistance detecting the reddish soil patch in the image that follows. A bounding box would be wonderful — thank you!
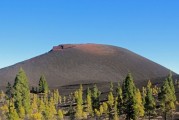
[74,44,116,55]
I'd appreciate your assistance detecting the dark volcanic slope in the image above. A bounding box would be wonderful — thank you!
[0,44,176,89]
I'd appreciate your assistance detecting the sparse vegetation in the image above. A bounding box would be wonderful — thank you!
[0,68,178,120]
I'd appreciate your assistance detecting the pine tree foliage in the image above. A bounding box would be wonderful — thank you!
[68,104,75,120]
[158,78,176,120]
[38,99,45,113]
[145,80,156,120]
[18,105,25,119]
[122,73,138,120]
[94,109,101,118]
[38,75,49,94]
[57,109,64,120]
[44,97,57,120]
[142,87,146,106]
[113,99,119,120]
[110,81,114,92]
[116,82,123,115]
[0,70,178,120]
[53,89,60,104]
[6,82,13,101]
[7,100,19,120]
[108,92,114,107]
[107,91,114,119]
[167,72,176,102]
[102,102,108,115]
[86,87,93,116]
[135,89,144,117]
[30,112,42,120]
[91,84,101,112]
[13,68,31,115]
[0,102,8,119]
[31,94,38,113]
[99,105,104,116]
[74,84,84,119]
[0,90,6,103]
[75,104,83,119]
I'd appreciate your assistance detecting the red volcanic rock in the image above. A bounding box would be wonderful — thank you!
[52,44,116,55]
[52,46,63,51]
[52,44,76,51]
[75,44,116,55]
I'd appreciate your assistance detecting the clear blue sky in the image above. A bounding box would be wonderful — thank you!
[0,0,179,73]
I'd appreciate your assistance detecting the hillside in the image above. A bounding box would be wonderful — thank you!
[0,44,177,92]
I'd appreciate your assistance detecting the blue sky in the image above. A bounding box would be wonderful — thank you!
[0,0,179,73]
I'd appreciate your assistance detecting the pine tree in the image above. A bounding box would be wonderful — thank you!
[167,72,176,102]
[99,105,104,116]
[38,75,49,93]
[122,73,137,120]
[30,94,42,120]
[142,87,146,106]
[7,100,19,120]
[107,91,114,119]
[59,95,62,104]
[82,112,88,119]
[152,85,159,96]
[44,97,57,120]
[63,96,66,103]
[86,87,93,116]
[68,104,75,120]
[38,100,45,114]
[30,112,42,120]
[145,80,155,120]
[57,109,64,120]
[158,78,175,120]
[0,90,6,102]
[108,92,114,108]
[116,82,123,115]
[5,82,14,119]
[13,68,31,116]
[113,99,119,120]
[18,105,25,119]
[107,82,114,119]
[75,104,83,119]
[94,109,101,119]
[91,84,101,112]
[53,89,60,104]
[102,102,108,116]
[135,89,144,118]
[75,84,84,119]
[0,102,8,119]
[31,94,38,113]
[6,82,13,100]
[110,81,113,92]
[78,84,83,105]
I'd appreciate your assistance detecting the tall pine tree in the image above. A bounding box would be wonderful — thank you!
[75,84,84,119]
[158,78,176,120]
[122,73,137,120]
[145,80,155,120]
[167,72,176,102]
[39,75,49,93]
[135,89,144,118]
[86,87,93,116]
[91,84,101,113]
[116,82,123,115]
[13,68,31,116]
